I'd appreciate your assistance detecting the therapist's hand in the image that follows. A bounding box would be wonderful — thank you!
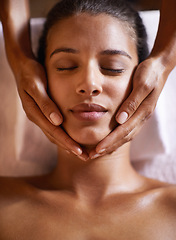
[16,57,88,160]
[89,57,169,159]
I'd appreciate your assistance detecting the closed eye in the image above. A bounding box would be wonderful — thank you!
[57,66,78,71]
[101,67,125,73]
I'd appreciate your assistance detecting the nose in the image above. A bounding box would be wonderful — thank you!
[76,65,103,96]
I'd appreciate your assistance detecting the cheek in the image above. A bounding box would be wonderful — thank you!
[48,76,70,112]
[105,77,132,108]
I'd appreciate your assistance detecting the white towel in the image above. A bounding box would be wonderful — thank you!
[131,11,176,183]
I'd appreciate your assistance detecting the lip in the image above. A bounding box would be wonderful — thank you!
[71,103,107,112]
[70,103,108,121]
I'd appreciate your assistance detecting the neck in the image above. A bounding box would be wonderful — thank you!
[48,143,143,205]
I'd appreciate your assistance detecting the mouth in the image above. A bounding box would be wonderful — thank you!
[70,103,108,121]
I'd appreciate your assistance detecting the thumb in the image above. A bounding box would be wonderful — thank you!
[36,91,63,126]
[28,79,63,126]
[116,86,149,124]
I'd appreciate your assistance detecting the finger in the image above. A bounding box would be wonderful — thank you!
[42,128,89,161]
[37,94,63,126]
[93,92,156,156]
[116,82,153,125]
[22,92,83,156]
[94,115,141,156]
[89,149,105,160]
[26,78,63,126]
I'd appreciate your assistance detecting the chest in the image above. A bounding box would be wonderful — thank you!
[0,200,175,240]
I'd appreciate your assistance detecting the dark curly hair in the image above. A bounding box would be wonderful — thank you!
[37,0,149,66]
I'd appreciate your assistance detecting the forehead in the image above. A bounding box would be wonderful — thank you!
[46,13,138,61]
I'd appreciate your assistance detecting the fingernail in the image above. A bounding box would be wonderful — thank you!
[116,112,128,124]
[66,150,71,154]
[71,150,78,156]
[72,148,82,156]
[50,112,62,125]
[71,150,80,156]
[79,156,88,162]
[97,149,106,154]
[91,154,101,160]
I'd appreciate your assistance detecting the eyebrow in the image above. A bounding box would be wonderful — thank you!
[50,48,79,58]
[50,47,132,60]
[100,49,132,59]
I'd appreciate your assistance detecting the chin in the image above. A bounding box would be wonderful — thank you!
[67,127,110,146]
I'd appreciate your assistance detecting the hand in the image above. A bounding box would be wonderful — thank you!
[15,57,88,161]
[89,57,169,159]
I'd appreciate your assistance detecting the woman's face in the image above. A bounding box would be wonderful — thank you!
[45,13,138,146]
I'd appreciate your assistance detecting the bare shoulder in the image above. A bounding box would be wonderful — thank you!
[0,176,49,240]
[0,175,40,205]
[159,183,176,209]
[0,175,44,222]
[145,177,176,215]
[0,176,31,218]
[146,177,176,197]
[0,175,31,191]
[157,184,176,231]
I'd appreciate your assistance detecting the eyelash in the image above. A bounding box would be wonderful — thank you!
[56,67,124,73]
[57,66,78,71]
[101,67,124,73]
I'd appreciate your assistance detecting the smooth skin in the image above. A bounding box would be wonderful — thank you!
[0,0,176,160]
[0,14,176,240]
